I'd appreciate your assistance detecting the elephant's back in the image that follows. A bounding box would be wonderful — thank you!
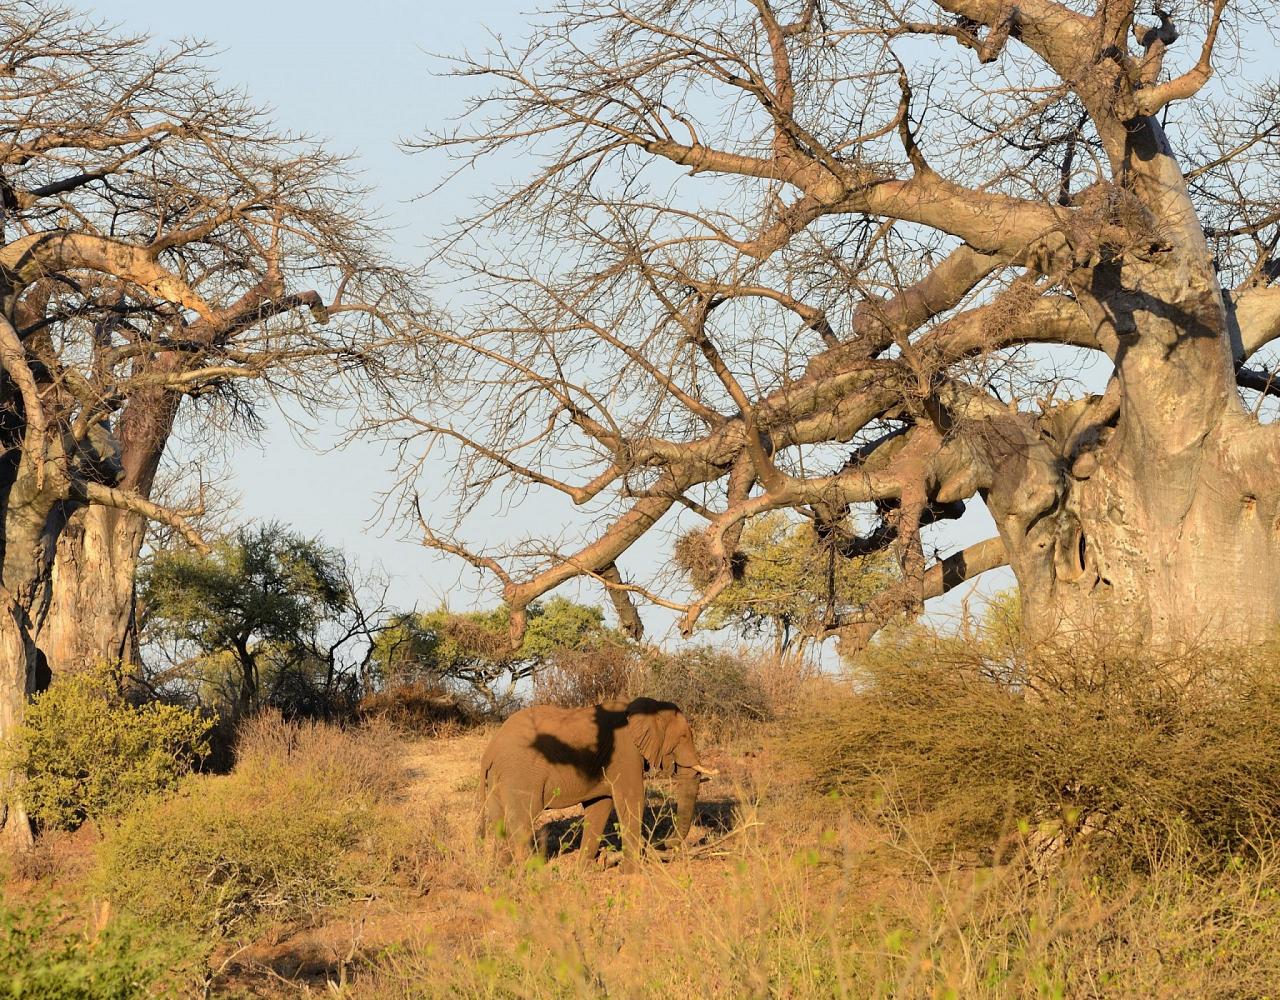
[491,704,588,745]
[482,705,570,766]
[485,703,622,761]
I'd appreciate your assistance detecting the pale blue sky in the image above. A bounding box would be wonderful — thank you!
[99,0,1012,636]
[102,0,551,612]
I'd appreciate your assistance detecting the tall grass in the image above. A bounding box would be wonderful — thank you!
[353,807,1280,998]
[785,632,1280,872]
[22,631,1280,997]
[351,634,1280,998]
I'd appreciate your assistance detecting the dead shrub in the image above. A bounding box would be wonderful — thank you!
[785,631,1280,872]
[375,797,492,897]
[533,641,787,742]
[533,642,637,707]
[233,711,405,801]
[637,645,773,733]
[5,825,101,887]
[534,642,808,745]
[739,649,824,718]
[357,683,473,736]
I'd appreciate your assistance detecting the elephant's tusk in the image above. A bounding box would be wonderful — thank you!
[692,764,719,777]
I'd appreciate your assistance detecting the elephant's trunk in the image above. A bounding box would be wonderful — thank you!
[672,765,701,844]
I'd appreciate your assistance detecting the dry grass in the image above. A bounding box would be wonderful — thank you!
[348,730,1280,1000]
[14,642,1280,998]
[357,683,474,737]
[336,639,1280,999]
[785,634,1280,873]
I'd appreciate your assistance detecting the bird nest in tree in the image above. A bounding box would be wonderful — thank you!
[674,531,745,591]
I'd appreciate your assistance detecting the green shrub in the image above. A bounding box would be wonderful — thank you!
[2,667,209,830]
[95,714,408,946]
[786,632,1280,871]
[0,897,195,999]
[98,775,367,943]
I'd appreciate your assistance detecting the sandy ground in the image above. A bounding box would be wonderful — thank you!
[401,727,492,816]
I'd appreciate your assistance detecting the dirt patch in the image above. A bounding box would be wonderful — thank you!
[400,725,493,814]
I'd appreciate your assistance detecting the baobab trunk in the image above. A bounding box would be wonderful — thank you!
[1002,417,1280,648]
[0,463,70,849]
[0,593,37,850]
[982,249,1276,647]
[40,505,146,676]
[39,388,176,678]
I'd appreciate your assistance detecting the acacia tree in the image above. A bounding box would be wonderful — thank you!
[371,598,619,711]
[676,512,893,655]
[0,5,419,844]
[398,0,1280,651]
[140,524,381,719]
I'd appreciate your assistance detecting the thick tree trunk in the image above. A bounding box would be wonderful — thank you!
[0,354,127,846]
[39,388,176,678]
[0,594,37,850]
[40,506,146,677]
[1004,412,1280,647]
[980,267,1276,648]
[0,470,69,848]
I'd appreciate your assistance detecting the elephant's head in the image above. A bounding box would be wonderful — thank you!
[625,698,716,844]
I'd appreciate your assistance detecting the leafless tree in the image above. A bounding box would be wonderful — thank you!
[392,0,1280,656]
[0,3,425,846]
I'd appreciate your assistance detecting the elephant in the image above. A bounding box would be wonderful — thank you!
[478,697,717,870]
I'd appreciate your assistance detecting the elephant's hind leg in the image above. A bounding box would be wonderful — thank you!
[480,782,506,855]
[498,785,540,865]
[577,797,614,869]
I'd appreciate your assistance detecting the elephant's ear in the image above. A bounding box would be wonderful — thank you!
[628,699,687,771]
[658,711,701,772]
[629,712,665,769]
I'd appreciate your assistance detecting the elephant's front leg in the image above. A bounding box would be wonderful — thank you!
[615,788,644,874]
[577,797,613,869]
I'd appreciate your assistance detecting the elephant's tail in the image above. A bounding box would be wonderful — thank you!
[477,755,494,841]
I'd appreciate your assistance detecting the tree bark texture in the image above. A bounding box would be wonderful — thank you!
[0,422,82,848]
[40,505,146,677]
[39,389,177,677]
[0,590,37,850]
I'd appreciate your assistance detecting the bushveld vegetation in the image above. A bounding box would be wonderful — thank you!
[5,0,1280,997]
[3,666,208,832]
[7,616,1280,996]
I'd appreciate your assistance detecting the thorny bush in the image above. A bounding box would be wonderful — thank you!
[786,628,1280,872]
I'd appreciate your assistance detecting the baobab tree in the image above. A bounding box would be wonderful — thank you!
[0,4,421,845]
[400,0,1280,650]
